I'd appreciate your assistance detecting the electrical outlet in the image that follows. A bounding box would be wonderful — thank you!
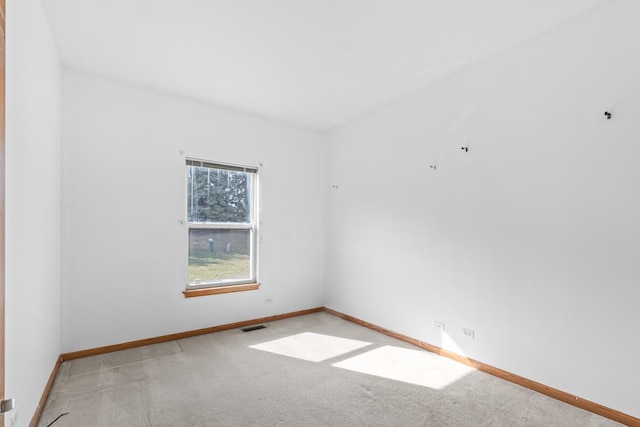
[434,321,445,332]
[265,298,273,304]
[462,328,474,339]
[10,409,18,427]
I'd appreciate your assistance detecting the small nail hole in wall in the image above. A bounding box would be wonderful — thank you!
[604,111,612,119]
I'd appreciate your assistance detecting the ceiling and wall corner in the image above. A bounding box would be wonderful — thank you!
[41,0,611,132]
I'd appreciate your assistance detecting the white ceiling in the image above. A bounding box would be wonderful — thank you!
[42,0,610,132]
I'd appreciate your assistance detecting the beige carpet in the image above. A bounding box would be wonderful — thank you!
[39,312,623,426]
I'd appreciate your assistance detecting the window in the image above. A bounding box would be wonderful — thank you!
[185,159,258,295]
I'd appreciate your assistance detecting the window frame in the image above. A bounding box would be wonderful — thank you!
[184,159,260,297]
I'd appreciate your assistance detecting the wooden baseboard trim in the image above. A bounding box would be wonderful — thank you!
[322,307,639,427]
[30,356,63,427]
[60,307,324,361]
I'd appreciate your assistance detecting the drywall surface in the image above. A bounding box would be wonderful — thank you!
[61,70,325,353]
[325,0,640,418]
[5,0,62,425]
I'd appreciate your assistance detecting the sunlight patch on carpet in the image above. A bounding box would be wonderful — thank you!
[333,345,474,390]
[249,332,372,362]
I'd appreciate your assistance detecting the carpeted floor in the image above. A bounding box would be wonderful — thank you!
[39,312,623,426]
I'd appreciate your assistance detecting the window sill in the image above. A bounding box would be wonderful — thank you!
[183,282,260,298]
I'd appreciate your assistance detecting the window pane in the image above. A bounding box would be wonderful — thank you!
[187,166,252,223]
[188,228,252,285]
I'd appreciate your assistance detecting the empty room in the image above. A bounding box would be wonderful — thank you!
[3,0,640,426]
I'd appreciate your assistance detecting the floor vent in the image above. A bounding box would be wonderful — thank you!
[241,325,267,332]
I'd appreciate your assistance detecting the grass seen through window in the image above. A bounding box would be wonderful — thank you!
[188,250,251,285]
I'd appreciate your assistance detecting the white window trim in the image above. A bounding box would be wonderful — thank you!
[185,159,259,291]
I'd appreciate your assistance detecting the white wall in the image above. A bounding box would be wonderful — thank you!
[325,0,640,418]
[61,70,325,352]
[5,0,62,425]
